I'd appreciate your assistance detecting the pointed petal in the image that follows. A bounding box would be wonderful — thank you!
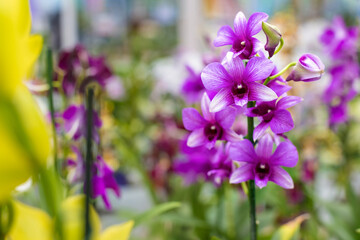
[255,134,274,160]
[229,140,257,163]
[253,121,270,140]
[233,11,247,39]
[269,166,294,189]
[187,128,207,147]
[269,109,294,134]
[223,129,243,142]
[270,141,298,167]
[227,56,246,80]
[245,57,274,82]
[201,63,233,91]
[182,108,206,130]
[210,88,234,112]
[248,82,277,102]
[277,96,303,109]
[213,25,237,47]
[246,12,269,36]
[215,106,237,128]
[229,164,255,184]
[201,93,215,121]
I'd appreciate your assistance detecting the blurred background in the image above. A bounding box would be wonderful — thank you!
[26,0,360,239]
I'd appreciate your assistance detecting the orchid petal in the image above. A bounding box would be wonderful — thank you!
[246,12,269,36]
[248,82,277,102]
[255,174,269,189]
[227,56,246,80]
[269,166,294,189]
[255,134,274,160]
[187,128,207,147]
[201,93,215,121]
[229,140,257,163]
[253,121,270,140]
[210,88,234,112]
[277,96,303,109]
[245,57,274,82]
[233,11,247,39]
[202,63,233,91]
[213,25,237,47]
[270,141,298,167]
[223,129,243,142]
[229,164,254,184]
[215,106,237,129]
[270,109,294,134]
[182,108,206,131]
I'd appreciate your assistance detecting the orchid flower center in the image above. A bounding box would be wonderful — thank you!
[204,123,222,141]
[255,163,270,179]
[231,83,248,98]
[233,39,247,52]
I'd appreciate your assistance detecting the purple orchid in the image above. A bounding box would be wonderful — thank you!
[320,16,359,59]
[286,54,325,82]
[213,11,268,59]
[246,96,302,140]
[264,67,292,97]
[55,44,115,96]
[329,102,348,126]
[92,155,121,210]
[182,93,242,149]
[62,104,102,143]
[173,141,215,185]
[181,65,206,103]
[229,134,298,189]
[66,146,85,183]
[207,143,233,187]
[201,55,277,112]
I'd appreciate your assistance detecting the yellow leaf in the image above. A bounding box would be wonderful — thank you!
[100,221,134,240]
[61,195,102,240]
[276,214,310,240]
[7,201,53,240]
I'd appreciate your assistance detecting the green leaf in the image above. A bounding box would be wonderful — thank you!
[133,202,181,226]
[211,236,222,240]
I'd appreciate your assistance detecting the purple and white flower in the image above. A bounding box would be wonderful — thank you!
[229,134,298,189]
[182,93,242,149]
[286,54,325,82]
[246,96,303,140]
[201,55,277,112]
[213,11,268,59]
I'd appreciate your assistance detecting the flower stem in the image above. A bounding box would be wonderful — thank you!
[46,48,58,170]
[246,101,257,240]
[264,61,297,85]
[84,88,94,240]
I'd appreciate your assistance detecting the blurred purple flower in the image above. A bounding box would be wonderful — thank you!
[201,55,277,112]
[66,146,85,183]
[207,143,233,187]
[56,44,115,96]
[92,155,121,210]
[246,96,302,140]
[213,11,268,59]
[286,54,325,82]
[62,104,102,143]
[320,16,359,59]
[105,76,125,100]
[329,102,348,126]
[182,93,242,149]
[181,65,205,103]
[229,134,298,189]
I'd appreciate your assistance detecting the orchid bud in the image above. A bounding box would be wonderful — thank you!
[262,22,282,58]
[286,54,325,82]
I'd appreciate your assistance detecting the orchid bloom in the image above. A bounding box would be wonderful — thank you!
[246,96,303,140]
[229,134,298,189]
[213,11,268,59]
[182,93,242,149]
[201,54,277,112]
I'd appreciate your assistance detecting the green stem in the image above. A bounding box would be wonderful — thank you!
[46,48,58,170]
[246,101,257,240]
[272,38,284,57]
[264,61,297,85]
[0,202,14,240]
[84,88,94,240]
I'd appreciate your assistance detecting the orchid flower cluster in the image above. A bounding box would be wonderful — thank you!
[54,45,121,209]
[320,17,359,127]
[178,11,324,189]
